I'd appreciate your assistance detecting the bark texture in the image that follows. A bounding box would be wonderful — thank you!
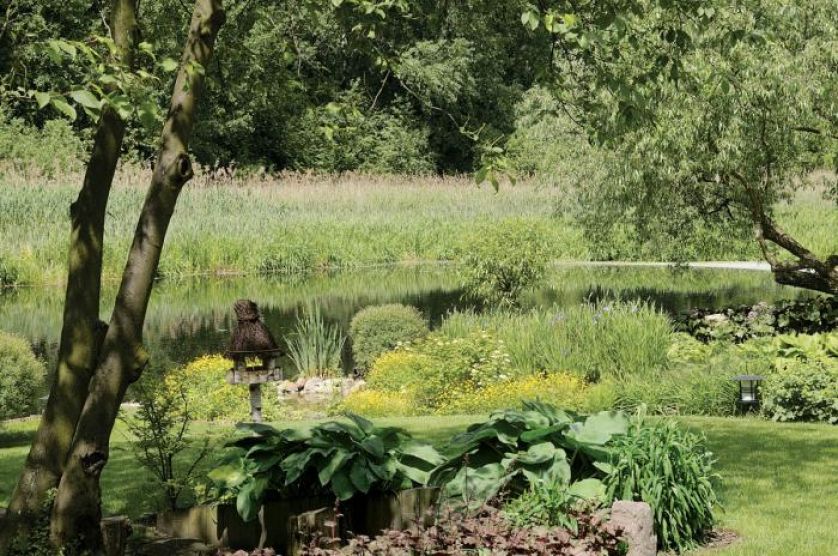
[49,0,225,548]
[737,174,837,294]
[0,0,138,548]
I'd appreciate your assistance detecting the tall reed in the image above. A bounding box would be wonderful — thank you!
[286,306,346,379]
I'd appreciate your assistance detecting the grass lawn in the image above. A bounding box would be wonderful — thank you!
[1,415,836,555]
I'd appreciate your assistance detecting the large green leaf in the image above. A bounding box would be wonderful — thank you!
[399,442,444,465]
[568,478,606,501]
[445,463,506,501]
[360,436,385,458]
[207,464,247,489]
[566,411,628,445]
[349,459,373,493]
[330,469,356,500]
[318,449,351,486]
[236,475,268,522]
[516,442,558,465]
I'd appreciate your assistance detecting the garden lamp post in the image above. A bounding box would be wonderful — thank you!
[225,299,284,423]
[731,374,764,411]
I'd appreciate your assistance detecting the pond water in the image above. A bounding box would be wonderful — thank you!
[0,264,808,377]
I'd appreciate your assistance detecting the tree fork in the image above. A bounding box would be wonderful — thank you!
[0,0,138,548]
[49,0,225,548]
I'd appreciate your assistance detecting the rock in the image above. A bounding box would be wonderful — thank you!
[348,379,366,394]
[704,313,728,324]
[278,380,297,394]
[610,501,656,556]
[303,378,340,396]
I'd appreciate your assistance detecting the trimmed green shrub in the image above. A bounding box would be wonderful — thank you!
[0,331,45,419]
[349,303,428,370]
[604,416,718,552]
[458,218,550,307]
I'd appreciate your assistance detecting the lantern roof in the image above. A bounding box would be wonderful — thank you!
[731,374,764,381]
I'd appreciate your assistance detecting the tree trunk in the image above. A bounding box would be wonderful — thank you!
[49,0,225,548]
[0,0,138,548]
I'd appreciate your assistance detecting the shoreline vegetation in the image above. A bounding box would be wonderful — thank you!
[2,165,834,288]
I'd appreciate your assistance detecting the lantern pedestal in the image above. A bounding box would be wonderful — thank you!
[226,353,283,423]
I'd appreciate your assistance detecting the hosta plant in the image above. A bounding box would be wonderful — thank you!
[205,415,443,521]
[430,402,628,505]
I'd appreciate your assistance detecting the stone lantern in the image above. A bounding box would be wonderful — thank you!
[224,299,283,422]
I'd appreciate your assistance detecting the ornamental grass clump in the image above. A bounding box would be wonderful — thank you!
[604,416,719,552]
[287,306,346,378]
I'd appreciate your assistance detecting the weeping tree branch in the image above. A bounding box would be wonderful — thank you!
[732,171,837,294]
[0,0,139,548]
[48,0,225,548]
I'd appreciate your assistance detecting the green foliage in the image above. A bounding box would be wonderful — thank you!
[676,297,838,343]
[286,306,346,379]
[762,333,838,424]
[205,415,443,521]
[504,480,606,532]
[168,355,282,423]
[0,114,83,177]
[0,331,45,420]
[441,302,671,382]
[604,416,719,552]
[459,219,551,307]
[349,303,428,370]
[285,90,435,174]
[431,402,627,505]
[123,364,210,510]
[364,331,513,412]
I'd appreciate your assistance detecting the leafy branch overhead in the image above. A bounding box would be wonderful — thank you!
[21,36,180,128]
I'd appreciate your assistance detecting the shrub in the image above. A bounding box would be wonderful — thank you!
[675,296,838,343]
[349,304,429,370]
[439,372,590,415]
[123,364,210,510]
[286,306,346,379]
[0,115,83,177]
[604,417,718,552]
[0,331,45,419]
[336,389,417,418]
[458,218,550,307]
[761,334,838,423]
[168,355,282,422]
[614,367,738,416]
[365,350,435,394]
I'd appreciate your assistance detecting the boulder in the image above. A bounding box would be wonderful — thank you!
[610,501,657,556]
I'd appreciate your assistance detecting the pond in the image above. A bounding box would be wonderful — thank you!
[0,264,807,378]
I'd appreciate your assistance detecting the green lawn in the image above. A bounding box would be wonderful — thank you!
[1,415,836,555]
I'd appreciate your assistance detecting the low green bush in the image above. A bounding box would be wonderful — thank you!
[364,331,513,412]
[0,114,83,177]
[349,304,429,370]
[0,331,45,419]
[761,333,838,424]
[604,416,718,552]
[458,218,551,307]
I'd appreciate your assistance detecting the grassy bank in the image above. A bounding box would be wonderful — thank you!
[1,415,836,555]
[2,166,833,286]
[0,168,584,286]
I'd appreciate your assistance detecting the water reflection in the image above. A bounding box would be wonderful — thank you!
[0,265,806,374]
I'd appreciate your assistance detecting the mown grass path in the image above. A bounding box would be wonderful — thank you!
[1,415,835,555]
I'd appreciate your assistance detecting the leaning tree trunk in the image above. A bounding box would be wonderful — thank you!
[49,0,225,548]
[736,173,838,294]
[0,0,138,548]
